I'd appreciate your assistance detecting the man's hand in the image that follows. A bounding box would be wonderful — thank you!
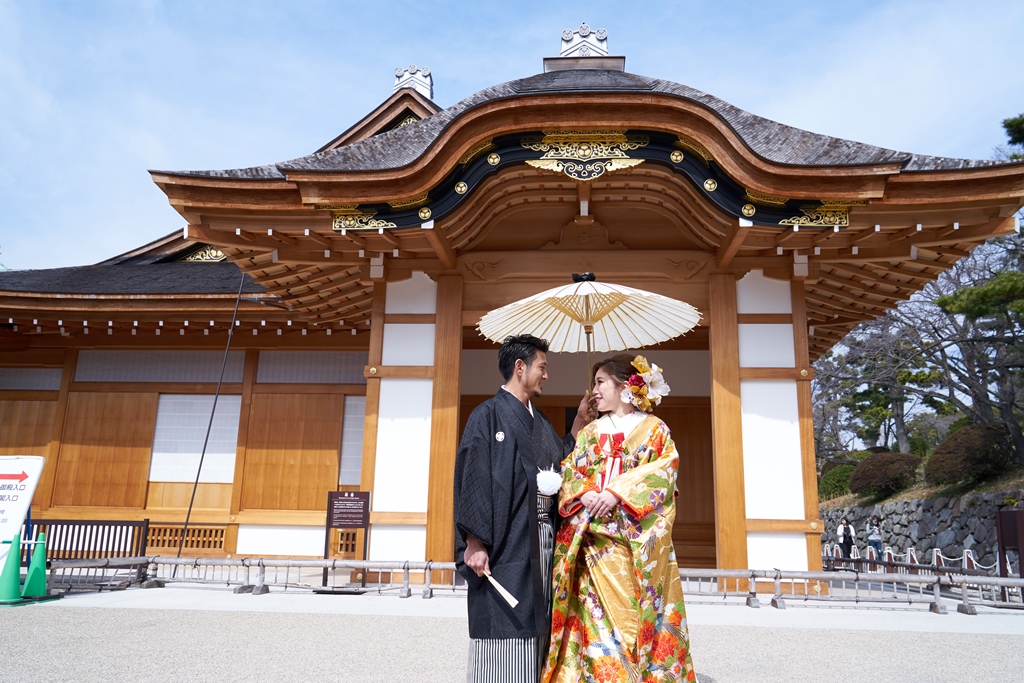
[581,490,618,517]
[465,535,490,577]
[570,390,598,439]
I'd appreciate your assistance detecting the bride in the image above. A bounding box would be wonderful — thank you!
[543,354,696,683]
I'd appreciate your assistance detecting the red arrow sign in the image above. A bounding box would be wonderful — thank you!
[0,471,28,483]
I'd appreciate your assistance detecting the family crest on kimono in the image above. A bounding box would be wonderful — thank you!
[544,354,698,683]
[453,334,595,683]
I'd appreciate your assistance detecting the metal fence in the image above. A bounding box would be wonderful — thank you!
[44,556,1024,613]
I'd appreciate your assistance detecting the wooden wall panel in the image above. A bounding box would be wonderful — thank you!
[240,393,342,511]
[658,399,716,568]
[37,349,77,510]
[0,399,57,457]
[51,392,158,508]
[146,482,232,509]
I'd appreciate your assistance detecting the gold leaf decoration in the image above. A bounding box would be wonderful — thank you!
[743,189,789,208]
[387,193,429,210]
[180,245,226,262]
[779,205,850,227]
[330,208,398,232]
[459,139,495,167]
[521,130,649,182]
[674,136,712,166]
[392,115,420,129]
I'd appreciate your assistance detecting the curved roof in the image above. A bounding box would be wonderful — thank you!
[159,69,1011,181]
[0,263,263,295]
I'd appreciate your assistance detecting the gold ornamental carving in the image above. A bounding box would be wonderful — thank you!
[487,153,501,166]
[455,181,468,194]
[669,150,684,163]
[418,207,432,220]
[521,130,649,182]
[180,245,226,262]
[703,179,718,192]
[387,193,429,210]
[459,139,495,167]
[330,208,398,232]
[392,115,420,129]
[779,205,850,227]
[674,136,712,166]
[743,189,789,208]
[741,204,756,217]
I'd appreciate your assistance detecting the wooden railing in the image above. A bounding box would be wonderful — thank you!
[146,524,226,557]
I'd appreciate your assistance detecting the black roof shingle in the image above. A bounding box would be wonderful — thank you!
[155,69,1014,180]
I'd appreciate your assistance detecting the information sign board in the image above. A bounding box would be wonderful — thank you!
[0,456,45,563]
[328,491,371,529]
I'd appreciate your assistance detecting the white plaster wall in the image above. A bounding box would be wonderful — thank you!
[372,378,433,513]
[747,532,809,571]
[382,324,436,365]
[236,525,324,557]
[369,524,426,562]
[736,270,792,314]
[385,272,437,314]
[740,380,805,520]
[737,324,795,368]
[460,349,711,397]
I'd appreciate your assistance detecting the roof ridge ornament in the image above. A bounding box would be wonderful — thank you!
[560,23,609,58]
[393,64,433,100]
[544,23,624,73]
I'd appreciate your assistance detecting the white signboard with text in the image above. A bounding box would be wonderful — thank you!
[0,456,45,564]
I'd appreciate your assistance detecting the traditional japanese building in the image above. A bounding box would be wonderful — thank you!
[3,26,1022,572]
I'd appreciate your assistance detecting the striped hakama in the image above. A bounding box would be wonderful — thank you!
[467,636,539,683]
[466,496,555,683]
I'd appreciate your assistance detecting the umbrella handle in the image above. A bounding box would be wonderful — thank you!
[585,325,593,393]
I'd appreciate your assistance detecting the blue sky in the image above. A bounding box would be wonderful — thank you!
[1,0,1022,270]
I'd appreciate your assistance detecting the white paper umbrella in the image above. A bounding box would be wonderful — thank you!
[477,275,702,376]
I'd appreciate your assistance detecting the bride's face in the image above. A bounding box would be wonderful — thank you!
[593,367,626,413]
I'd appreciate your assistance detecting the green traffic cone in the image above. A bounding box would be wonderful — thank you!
[21,532,46,598]
[0,534,22,602]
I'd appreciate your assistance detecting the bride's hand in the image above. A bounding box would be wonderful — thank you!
[581,490,618,517]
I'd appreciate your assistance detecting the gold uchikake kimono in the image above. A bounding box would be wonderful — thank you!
[543,414,697,683]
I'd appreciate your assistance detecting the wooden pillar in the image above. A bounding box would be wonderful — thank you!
[792,279,822,570]
[225,348,259,555]
[425,275,463,563]
[35,348,76,511]
[708,274,747,569]
[357,281,387,559]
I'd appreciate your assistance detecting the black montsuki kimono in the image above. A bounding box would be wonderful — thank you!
[453,389,575,641]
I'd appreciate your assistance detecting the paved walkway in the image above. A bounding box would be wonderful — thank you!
[2,585,1022,682]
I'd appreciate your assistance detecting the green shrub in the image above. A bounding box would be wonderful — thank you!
[849,450,875,461]
[849,452,920,497]
[819,464,855,500]
[924,423,1014,486]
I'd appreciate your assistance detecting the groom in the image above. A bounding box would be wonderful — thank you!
[453,334,593,682]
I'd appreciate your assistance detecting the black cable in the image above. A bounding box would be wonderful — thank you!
[175,272,246,563]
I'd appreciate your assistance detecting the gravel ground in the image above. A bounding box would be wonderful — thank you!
[1,587,1022,682]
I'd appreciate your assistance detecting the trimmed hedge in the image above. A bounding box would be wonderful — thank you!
[925,423,1014,486]
[819,464,855,500]
[849,452,920,497]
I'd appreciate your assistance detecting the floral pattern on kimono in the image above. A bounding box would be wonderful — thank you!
[543,415,697,683]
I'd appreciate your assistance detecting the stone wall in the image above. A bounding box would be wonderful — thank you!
[820,489,1024,570]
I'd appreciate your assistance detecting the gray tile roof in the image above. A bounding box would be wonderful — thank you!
[156,69,1014,180]
[0,263,264,295]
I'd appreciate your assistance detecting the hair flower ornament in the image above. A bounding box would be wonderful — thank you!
[620,355,670,413]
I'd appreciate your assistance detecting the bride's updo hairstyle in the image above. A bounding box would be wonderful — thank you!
[591,353,636,387]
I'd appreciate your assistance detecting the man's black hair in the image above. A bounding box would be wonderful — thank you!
[498,334,549,382]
